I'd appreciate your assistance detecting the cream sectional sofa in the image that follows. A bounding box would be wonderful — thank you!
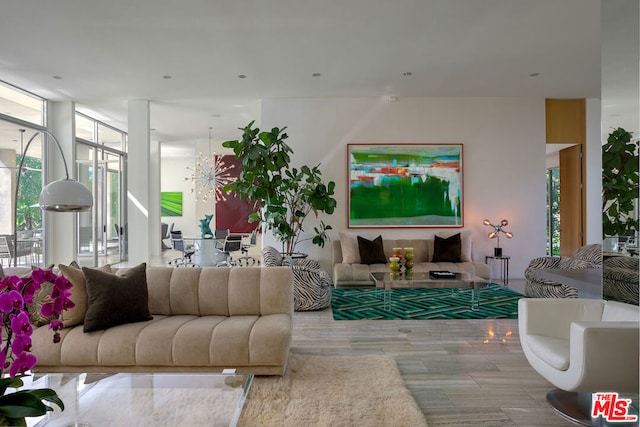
[29,266,294,376]
[332,234,490,286]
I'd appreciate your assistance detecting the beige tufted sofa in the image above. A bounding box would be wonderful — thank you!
[332,235,490,287]
[29,266,294,376]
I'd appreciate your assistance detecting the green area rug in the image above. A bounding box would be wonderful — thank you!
[331,284,524,320]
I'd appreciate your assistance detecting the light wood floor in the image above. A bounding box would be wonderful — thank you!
[132,252,582,426]
[291,279,577,427]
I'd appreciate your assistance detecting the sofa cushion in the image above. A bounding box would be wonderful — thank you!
[432,234,461,262]
[527,334,570,371]
[339,231,361,264]
[358,235,387,264]
[59,263,113,327]
[82,263,152,332]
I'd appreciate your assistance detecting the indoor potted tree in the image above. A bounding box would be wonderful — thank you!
[222,121,337,255]
[602,127,639,250]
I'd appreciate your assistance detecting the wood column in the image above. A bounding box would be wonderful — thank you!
[546,99,587,255]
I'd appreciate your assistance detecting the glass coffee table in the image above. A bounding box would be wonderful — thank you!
[22,372,253,427]
[370,271,488,311]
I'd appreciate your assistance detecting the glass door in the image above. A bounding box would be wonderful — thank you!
[546,167,560,256]
[105,152,123,262]
[76,144,94,264]
[76,143,125,266]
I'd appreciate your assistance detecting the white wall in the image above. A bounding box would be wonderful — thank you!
[585,98,602,244]
[261,97,548,278]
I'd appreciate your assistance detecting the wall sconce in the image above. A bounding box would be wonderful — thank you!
[13,130,93,266]
[483,218,513,257]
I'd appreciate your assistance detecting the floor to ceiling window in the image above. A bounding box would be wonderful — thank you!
[75,113,127,267]
[0,81,46,267]
[546,167,560,256]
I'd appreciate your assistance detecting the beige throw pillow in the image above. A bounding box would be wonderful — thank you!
[339,231,361,264]
[58,263,112,327]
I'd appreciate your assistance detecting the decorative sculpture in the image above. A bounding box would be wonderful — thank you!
[199,214,214,239]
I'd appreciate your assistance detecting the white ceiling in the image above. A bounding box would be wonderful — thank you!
[0,0,622,156]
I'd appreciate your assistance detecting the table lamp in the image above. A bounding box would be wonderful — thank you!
[483,219,513,257]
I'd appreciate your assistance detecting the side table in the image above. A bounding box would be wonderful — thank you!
[485,255,510,284]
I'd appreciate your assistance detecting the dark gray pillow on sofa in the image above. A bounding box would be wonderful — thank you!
[357,235,387,264]
[432,233,462,262]
[82,263,152,332]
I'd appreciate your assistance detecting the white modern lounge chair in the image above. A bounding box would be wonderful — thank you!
[518,298,639,425]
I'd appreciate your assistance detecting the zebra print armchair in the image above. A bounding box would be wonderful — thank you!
[262,246,331,311]
[603,255,639,305]
[524,244,602,298]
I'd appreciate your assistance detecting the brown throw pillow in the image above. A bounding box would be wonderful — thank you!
[58,263,113,327]
[357,235,387,265]
[82,263,152,333]
[432,233,462,262]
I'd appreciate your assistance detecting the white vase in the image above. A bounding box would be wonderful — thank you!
[603,236,619,253]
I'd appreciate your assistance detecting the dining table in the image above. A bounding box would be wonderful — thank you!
[183,237,227,267]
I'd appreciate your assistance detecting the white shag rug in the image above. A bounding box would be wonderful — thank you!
[238,353,428,427]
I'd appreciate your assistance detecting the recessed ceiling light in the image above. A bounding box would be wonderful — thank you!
[529,72,540,77]
[403,72,413,77]
[150,128,157,131]
[312,72,321,77]
[52,75,63,80]
[211,114,221,118]
[238,74,247,79]
[162,75,172,79]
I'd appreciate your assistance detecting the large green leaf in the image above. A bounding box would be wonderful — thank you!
[0,390,53,418]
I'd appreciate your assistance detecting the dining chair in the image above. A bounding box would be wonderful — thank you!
[169,231,197,267]
[216,235,243,267]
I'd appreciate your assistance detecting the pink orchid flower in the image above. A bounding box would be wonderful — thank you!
[10,312,33,337]
[0,290,24,313]
[31,268,57,285]
[9,353,37,377]
[11,334,32,356]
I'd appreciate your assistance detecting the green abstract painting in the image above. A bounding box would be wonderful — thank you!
[161,191,183,217]
[348,144,463,227]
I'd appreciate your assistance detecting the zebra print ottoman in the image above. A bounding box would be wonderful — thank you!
[524,244,602,298]
[262,246,332,311]
[603,256,639,305]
